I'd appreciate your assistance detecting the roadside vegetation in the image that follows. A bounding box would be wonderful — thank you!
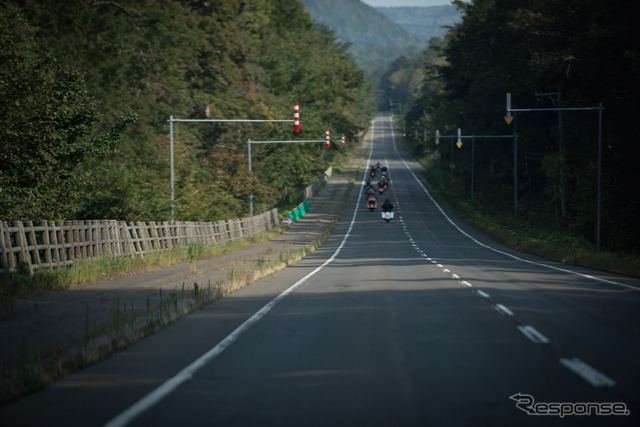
[386,0,640,267]
[0,230,278,312]
[1,164,357,406]
[0,140,359,309]
[0,143,360,405]
[1,1,374,223]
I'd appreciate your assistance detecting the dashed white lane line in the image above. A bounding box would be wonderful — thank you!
[518,325,550,344]
[559,358,616,387]
[493,303,514,316]
[473,289,490,298]
[400,211,620,390]
[391,117,615,390]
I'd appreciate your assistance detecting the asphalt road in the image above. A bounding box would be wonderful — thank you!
[1,114,639,427]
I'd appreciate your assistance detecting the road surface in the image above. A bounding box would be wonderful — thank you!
[1,114,638,426]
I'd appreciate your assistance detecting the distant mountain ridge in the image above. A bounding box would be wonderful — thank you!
[301,0,426,74]
[301,0,421,46]
[375,5,462,41]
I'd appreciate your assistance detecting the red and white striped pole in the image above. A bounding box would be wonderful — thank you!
[293,102,300,132]
[325,129,330,150]
[341,134,345,146]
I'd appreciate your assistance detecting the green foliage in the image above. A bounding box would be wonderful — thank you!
[0,0,373,222]
[397,0,640,253]
[0,5,133,219]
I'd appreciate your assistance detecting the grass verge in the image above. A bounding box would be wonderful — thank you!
[0,228,282,316]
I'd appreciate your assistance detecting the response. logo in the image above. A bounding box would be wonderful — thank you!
[510,393,630,418]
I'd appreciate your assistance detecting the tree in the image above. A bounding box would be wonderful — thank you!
[1,0,374,222]
[0,6,132,219]
[402,0,640,251]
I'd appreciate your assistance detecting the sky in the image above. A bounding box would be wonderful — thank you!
[360,0,454,6]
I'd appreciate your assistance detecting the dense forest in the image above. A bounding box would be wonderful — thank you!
[0,0,374,222]
[395,0,640,253]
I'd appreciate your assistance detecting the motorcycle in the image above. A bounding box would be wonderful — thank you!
[378,180,388,194]
[381,199,394,222]
[367,195,377,211]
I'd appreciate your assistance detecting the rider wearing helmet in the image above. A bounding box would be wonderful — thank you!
[381,199,394,212]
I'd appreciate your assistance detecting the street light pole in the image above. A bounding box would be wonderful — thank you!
[167,104,299,221]
[513,119,518,224]
[169,115,175,221]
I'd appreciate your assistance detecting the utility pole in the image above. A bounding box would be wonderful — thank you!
[167,103,300,221]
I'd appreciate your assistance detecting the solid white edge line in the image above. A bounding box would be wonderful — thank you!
[104,117,382,427]
[518,325,549,344]
[559,357,616,387]
[388,122,639,291]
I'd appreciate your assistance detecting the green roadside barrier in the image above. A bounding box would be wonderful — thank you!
[286,198,311,222]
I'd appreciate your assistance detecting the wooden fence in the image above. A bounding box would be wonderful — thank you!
[0,209,279,274]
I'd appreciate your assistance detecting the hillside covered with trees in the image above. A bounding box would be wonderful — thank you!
[301,0,427,79]
[398,0,640,253]
[0,0,374,222]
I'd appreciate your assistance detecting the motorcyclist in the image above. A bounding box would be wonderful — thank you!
[381,199,394,212]
[378,177,388,192]
[367,194,377,210]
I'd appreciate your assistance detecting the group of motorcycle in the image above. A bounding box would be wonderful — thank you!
[364,163,394,222]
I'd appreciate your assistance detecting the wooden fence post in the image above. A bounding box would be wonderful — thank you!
[40,221,52,269]
[15,221,32,273]
[0,221,12,272]
[26,221,41,271]
[49,221,59,268]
